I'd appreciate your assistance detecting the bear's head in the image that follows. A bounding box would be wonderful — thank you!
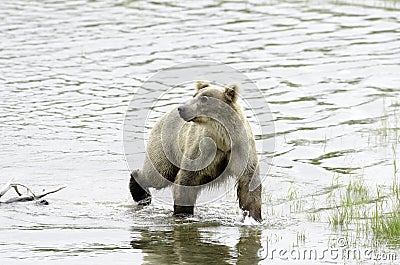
[177,81,239,123]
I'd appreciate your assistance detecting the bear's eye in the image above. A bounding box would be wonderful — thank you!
[200,96,208,103]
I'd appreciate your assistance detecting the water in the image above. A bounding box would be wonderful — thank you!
[1,0,400,264]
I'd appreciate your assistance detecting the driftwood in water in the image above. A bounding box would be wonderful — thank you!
[0,177,66,204]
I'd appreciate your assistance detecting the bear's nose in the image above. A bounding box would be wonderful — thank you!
[178,106,184,113]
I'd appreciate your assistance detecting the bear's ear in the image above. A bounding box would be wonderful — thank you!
[224,84,238,103]
[196,81,210,91]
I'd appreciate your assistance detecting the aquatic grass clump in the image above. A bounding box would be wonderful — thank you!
[328,177,376,229]
[286,183,304,213]
[326,175,400,246]
[329,207,351,228]
[343,178,370,206]
[373,207,400,245]
[371,180,400,245]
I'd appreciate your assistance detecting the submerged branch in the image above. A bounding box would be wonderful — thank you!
[0,178,66,204]
[11,184,36,197]
[34,186,66,200]
[0,177,15,197]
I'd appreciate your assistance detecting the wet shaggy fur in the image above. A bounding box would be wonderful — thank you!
[129,81,262,221]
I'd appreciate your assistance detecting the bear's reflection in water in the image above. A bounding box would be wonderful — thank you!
[131,224,262,265]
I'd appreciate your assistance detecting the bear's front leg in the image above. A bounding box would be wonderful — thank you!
[129,170,152,206]
[172,170,201,217]
[237,167,262,222]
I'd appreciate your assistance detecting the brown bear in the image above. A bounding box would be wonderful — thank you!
[129,81,262,222]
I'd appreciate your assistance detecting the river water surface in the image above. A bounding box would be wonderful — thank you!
[1,0,400,264]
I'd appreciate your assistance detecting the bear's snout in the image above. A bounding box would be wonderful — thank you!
[178,105,195,122]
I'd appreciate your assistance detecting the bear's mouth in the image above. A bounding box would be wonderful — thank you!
[179,113,196,122]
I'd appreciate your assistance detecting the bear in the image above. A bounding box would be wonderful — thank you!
[129,81,262,222]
